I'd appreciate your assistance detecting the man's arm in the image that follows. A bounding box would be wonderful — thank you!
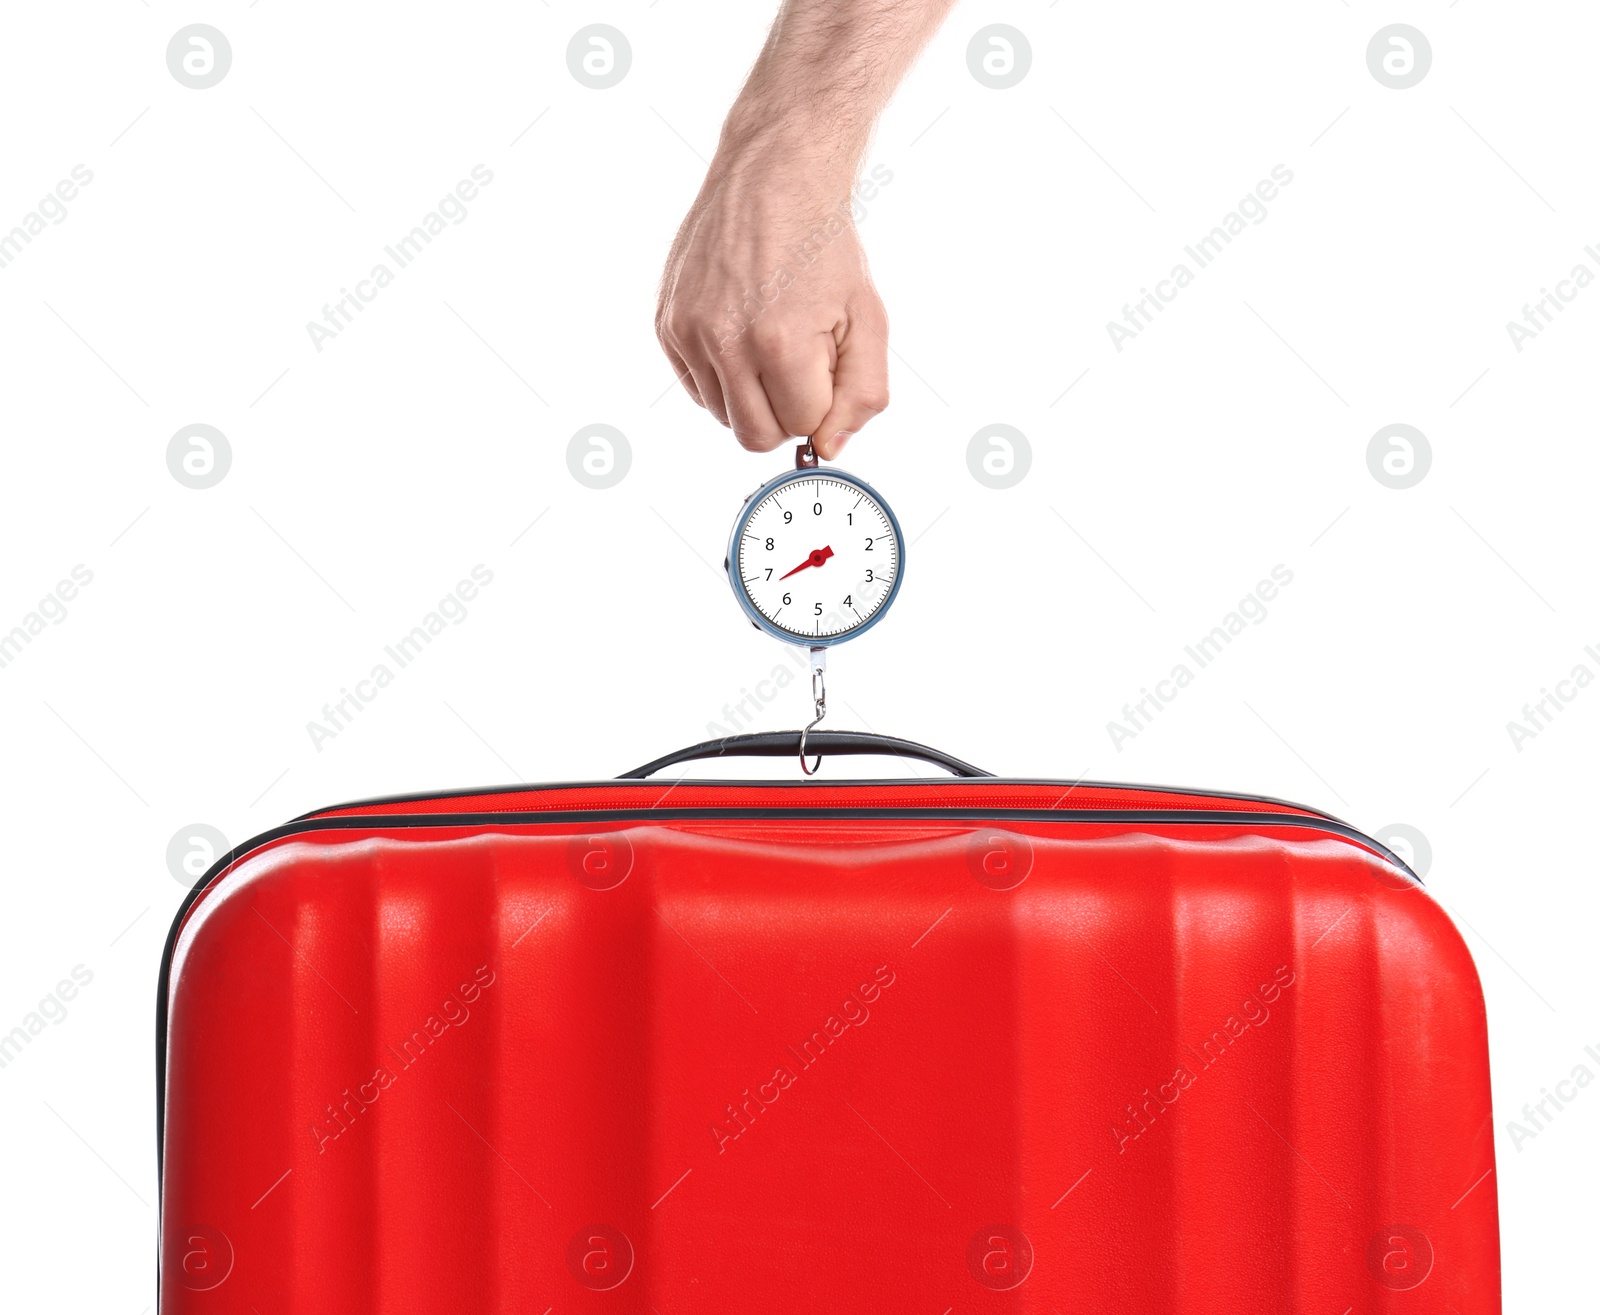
[656,0,956,458]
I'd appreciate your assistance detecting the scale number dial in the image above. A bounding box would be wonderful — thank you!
[731,472,903,644]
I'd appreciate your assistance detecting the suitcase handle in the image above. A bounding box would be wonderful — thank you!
[620,731,992,779]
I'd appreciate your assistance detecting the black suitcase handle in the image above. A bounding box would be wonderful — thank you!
[621,731,992,779]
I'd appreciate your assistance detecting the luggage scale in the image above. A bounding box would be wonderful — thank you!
[725,439,905,774]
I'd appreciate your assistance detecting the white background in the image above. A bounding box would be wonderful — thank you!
[0,2,1594,1308]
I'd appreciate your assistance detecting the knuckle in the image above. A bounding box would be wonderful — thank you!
[662,309,697,344]
[737,430,783,453]
[747,317,799,359]
[776,403,828,438]
[856,385,890,415]
[731,405,786,450]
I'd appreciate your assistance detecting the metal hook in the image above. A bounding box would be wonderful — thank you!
[799,647,826,775]
[796,439,819,470]
[798,718,823,776]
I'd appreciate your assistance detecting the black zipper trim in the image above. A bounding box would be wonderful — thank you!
[296,777,1348,825]
[156,804,1415,1213]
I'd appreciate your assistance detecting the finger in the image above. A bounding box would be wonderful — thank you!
[680,349,730,427]
[721,368,789,452]
[755,330,835,439]
[812,309,890,460]
[661,343,704,407]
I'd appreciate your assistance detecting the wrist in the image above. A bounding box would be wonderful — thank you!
[715,103,866,194]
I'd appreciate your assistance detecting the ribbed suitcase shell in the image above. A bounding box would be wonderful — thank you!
[158,778,1499,1312]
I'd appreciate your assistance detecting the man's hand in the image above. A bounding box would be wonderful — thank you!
[656,0,956,459]
[658,153,887,460]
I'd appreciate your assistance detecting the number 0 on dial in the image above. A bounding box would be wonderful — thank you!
[726,468,904,645]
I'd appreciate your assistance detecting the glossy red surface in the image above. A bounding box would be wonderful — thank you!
[160,783,1498,1312]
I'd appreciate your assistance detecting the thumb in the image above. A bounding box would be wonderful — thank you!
[812,307,889,461]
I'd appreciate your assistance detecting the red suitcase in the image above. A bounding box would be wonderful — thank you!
[158,731,1500,1312]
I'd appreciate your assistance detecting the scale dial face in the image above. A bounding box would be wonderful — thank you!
[728,469,904,645]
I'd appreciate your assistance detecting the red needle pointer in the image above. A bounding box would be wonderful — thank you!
[779,546,834,579]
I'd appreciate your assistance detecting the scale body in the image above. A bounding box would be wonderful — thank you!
[722,442,906,770]
[724,450,905,647]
